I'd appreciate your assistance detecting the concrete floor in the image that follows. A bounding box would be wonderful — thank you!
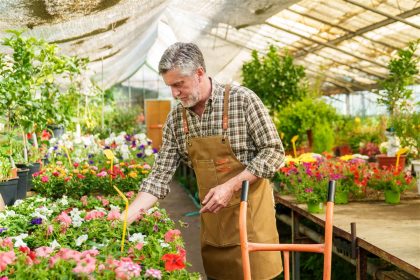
[158,181,206,278]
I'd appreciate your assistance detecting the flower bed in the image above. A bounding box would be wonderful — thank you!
[32,161,151,199]
[0,195,199,279]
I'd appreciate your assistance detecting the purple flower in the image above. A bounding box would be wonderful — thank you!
[147,140,152,145]
[0,228,7,233]
[136,153,144,158]
[89,160,94,164]
[104,146,110,149]
[331,173,343,180]
[152,148,158,154]
[53,146,58,151]
[31,217,43,225]
[139,145,145,150]
[88,154,94,158]
[125,134,131,141]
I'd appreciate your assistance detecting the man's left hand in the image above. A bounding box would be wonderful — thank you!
[200,182,236,213]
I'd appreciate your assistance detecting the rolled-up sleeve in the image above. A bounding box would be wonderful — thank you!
[140,116,180,199]
[245,91,285,178]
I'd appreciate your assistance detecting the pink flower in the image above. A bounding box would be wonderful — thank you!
[85,210,105,221]
[73,255,96,274]
[41,176,49,183]
[0,238,13,250]
[80,195,88,206]
[0,276,9,280]
[47,225,54,236]
[125,191,134,199]
[145,268,162,279]
[0,251,16,272]
[52,171,60,177]
[143,164,151,169]
[164,229,181,243]
[97,171,107,177]
[56,212,72,228]
[135,243,143,251]
[35,246,53,258]
[114,260,141,280]
[102,198,109,207]
[107,210,121,221]
[81,249,99,258]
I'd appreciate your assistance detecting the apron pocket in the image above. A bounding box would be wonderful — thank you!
[193,159,219,202]
[203,200,253,247]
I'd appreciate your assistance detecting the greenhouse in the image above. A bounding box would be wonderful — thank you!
[0,0,419,279]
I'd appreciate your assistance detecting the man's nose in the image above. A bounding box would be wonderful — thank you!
[171,87,180,98]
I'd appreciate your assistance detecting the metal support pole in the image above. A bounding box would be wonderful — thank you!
[356,248,368,280]
[291,211,301,280]
[351,222,357,259]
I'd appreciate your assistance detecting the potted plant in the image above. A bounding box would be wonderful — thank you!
[374,40,419,167]
[368,166,415,204]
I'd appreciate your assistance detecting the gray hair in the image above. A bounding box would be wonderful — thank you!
[158,42,206,75]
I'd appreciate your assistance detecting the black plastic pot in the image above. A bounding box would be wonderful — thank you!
[47,125,65,139]
[0,178,18,206]
[17,168,29,199]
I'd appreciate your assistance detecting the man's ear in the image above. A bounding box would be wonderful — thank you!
[196,67,205,81]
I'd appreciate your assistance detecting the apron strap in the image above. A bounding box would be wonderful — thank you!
[182,108,189,134]
[223,84,231,131]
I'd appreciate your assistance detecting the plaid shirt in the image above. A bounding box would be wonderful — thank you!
[141,79,285,199]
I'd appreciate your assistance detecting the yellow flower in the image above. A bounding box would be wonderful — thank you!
[73,169,79,174]
[128,171,138,178]
[120,162,126,167]
[339,155,354,161]
[81,169,89,174]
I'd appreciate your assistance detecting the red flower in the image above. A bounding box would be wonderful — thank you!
[77,174,85,179]
[41,176,49,183]
[73,162,79,168]
[41,130,51,141]
[161,253,185,271]
[52,171,60,177]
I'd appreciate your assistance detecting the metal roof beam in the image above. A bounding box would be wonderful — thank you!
[286,7,399,52]
[343,0,420,30]
[264,21,387,68]
[293,6,420,58]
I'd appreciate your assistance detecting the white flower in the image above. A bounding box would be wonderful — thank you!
[32,206,53,220]
[75,234,88,246]
[134,133,146,140]
[129,233,147,243]
[13,234,28,248]
[145,148,153,156]
[58,196,68,206]
[159,240,170,248]
[5,210,16,217]
[13,200,24,207]
[72,216,84,227]
[50,240,61,250]
[0,213,5,220]
[110,205,120,212]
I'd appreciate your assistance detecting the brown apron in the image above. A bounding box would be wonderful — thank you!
[182,85,283,280]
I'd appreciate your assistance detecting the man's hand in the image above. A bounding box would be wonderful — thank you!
[200,182,236,213]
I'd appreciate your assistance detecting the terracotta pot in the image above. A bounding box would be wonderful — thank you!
[376,154,406,169]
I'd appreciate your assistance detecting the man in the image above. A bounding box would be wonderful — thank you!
[125,42,285,280]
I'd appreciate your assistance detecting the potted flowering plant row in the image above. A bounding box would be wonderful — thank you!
[274,154,416,209]
[32,161,151,199]
[0,194,200,279]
